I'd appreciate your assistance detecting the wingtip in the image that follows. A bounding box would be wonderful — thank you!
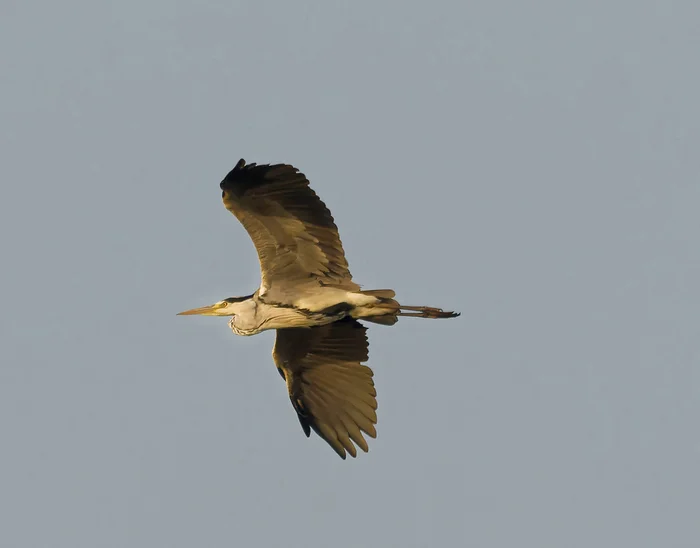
[220,158,248,190]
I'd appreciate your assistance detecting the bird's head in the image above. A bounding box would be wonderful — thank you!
[177,295,252,317]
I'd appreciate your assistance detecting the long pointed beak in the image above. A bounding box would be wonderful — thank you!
[177,303,224,316]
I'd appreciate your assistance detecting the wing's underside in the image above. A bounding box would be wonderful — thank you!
[220,159,359,300]
[273,318,377,459]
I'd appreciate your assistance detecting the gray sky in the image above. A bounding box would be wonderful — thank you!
[1,1,698,546]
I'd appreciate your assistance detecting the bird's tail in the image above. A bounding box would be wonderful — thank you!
[357,290,460,325]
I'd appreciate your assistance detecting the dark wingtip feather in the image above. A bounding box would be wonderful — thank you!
[221,158,297,193]
[220,158,253,189]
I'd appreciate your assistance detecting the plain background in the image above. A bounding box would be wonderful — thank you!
[1,1,698,547]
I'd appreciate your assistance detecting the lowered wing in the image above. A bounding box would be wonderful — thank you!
[272,318,377,459]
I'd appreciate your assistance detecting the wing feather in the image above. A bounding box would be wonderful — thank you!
[272,318,377,459]
[220,159,359,300]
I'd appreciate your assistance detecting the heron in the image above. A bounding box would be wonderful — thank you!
[178,159,459,459]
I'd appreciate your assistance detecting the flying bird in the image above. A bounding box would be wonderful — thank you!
[178,159,459,458]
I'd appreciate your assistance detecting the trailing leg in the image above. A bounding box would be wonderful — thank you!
[397,305,460,319]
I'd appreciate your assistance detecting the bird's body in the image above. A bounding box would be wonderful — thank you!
[221,287,406,336]
[179,159,459,458]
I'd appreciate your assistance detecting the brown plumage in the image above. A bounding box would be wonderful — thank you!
[273,318,376,459]
[178,159,459,459]
[220,159,360,299]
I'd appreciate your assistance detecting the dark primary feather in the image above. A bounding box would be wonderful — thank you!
[220,159,359,299]
[272,318,377,459]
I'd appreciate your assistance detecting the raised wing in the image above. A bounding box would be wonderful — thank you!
[272,318,378,459]
[220,159,359,301]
